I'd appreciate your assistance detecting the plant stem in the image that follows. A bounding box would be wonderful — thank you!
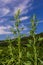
[33,36,37,65]
[18,35,21,64]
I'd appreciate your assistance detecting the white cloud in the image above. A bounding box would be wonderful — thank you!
[0,30,11,35]
[0,25,12,35]
[2,8,10,14]
[0,25,12,30]
[0,18,7,23]
[20,16,30,21]
[0,0,33,17]
[14,0,33,14]
[21,10,28,15]
[1,0,12,4]
[0,0,33,36]
[38,20,43,23]
[0,8,10,17]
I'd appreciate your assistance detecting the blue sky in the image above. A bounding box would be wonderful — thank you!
[0,0,43,40]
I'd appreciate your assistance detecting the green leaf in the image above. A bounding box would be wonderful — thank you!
[24,61,32,65]
[38,58,43,64]
[14,9,20,19]
[26,44,31,47]
[27,52,32,58]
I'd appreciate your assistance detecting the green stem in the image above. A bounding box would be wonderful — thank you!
[8,40,13,58]
[16,26,21,64]
[33,36,37,65]
[18,36,21,64]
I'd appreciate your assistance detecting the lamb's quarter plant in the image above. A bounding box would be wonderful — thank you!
[26,15,38,65]
[3,10,22,65]
[14,9,21,65]
[30,15,38,65]
[27,15,43,65]
[10,9,24,65]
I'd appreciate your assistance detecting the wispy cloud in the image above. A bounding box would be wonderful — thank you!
[0,18,7,23]
[0,25,12,29]
[0,30,11,35]
[38,20,43,23]
[0,8,10,17]
[0,0,33,17]
[0,25,12,35]
[20,16,30,21]
[1,0,12,4]
[0,0,33,36]
[14,0,33,15]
